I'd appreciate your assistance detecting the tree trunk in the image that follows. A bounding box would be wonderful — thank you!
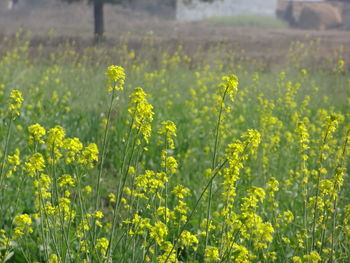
[94,0,104,40]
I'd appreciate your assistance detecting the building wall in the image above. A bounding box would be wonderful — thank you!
[129,0,176,19]
[176,0,277,21]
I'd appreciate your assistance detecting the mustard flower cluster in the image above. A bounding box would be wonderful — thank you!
[6,148,20,177]
[128,87,154,143]
[28,123,46,144]
[106,65,126,92]
[13,214,33,238]
[7,89,23,117]
[95,237,109,258]
[132,170,167,199]
[25,152,45,177]
[79,143,99,168]
[220,74,239,102]
[296,120,310,161]
[62,137,83,164]
[158,120,178,177]
[205,246,220,262]
[158,120,177,150]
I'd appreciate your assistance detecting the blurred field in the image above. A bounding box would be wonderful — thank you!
[1,1,350,66]
[203,14,288,29]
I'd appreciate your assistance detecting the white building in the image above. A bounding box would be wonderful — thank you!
[176,0,278,21]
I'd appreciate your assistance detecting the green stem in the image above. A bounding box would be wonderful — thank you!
[0,115,13,226]
[164,159,228,263]
[106,124,142,262]
[330,129,349,263]
[205,87,228,248]
[92,87,116,245]
[311,122,332,250]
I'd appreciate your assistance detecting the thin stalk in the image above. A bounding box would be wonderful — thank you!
[219,229,241,263]
[330,129,349,263]
[0,115,13,180]
[114,110,137,210]
[330,196,337,263]
[205,87,228,248]
[164,133,168,227]
[106,125,142,262]
[50,144,73,263]
[164,159,228,263]
[92,87,116,244]
[114,189,160,256]
[75,168,98,261]
[35,171,52,261]
[0,115,13,225]
[311,122,332,250]
[95,88,116,209]
[301,153,309,252]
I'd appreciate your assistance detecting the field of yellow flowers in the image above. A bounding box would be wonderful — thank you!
[0,33,349,263]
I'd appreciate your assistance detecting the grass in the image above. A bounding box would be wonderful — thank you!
[204,14,288,29]
[0,33,349,262]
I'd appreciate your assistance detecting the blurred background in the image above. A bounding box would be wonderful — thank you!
[1,0,350,64]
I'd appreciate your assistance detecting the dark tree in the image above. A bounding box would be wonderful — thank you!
[61,0,122,40]
[93,0,104,37]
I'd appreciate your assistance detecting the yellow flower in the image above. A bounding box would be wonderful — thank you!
[7,148,20,177]
[231,244,251,263]
[267,177,279,193]
[25,153,45,177]
[94,211,104,219]
[180,231,198,249]
[335,59,345,73]
[79,143,99,168]
[47,126,65,160]
[108,193,116,203]
[62,137,83,164]
[282,210,294,224]
[13,214,33,238]
[28,123,46,144]
[106,65,126,92]
[0,230,10,247]
[95,237,109,257]
[58,174,75,188]
[296,121,310,160]
[242,129,261,153]
[156,206,175,223]
[34,173,52,201]
[150,221,168,245]
[134,170,166,195]
[205,246,220,262]
[220,74,239,102]
[156,241,178,263]
[158,120,177,150]
[162,156,178,174]
[58,198,75,221]
[84,185,92,194]
[303,251,321,263]
[8,89,23,117]
[76,218,90,238]
[292,256,302,263]
[128,87,154,143]
[174,200,189,216]
[47,126,65,147]
[172,185,190,199]
[48,254,59,263]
